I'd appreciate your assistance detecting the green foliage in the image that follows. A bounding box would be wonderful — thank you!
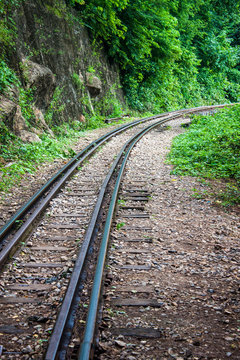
[95,85,124,117]
[0,59,19,93]
[45,87,66,126]
[69,0,240,111]
[87,66,96,74]
[168,105,240,183]
[0,111,134,193]
[0,121,15,144]
[0,0,23,55]
[18,87,36,126]
[116,222,125,230]
[0,60,37,129]
[76,0,128,40]
[72,72,83,89]
[0,123,83,192]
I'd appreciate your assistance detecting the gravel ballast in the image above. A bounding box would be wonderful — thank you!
[98,117,239,359]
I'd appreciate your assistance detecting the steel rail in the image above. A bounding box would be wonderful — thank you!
[78,114,180,360]
[45,111,190,360]
[0,103,229,242]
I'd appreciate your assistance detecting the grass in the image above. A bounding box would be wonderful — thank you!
[0,126,77,192]
[167,105,240,206]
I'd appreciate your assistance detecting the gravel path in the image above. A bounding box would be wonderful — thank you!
[98,118,240,359]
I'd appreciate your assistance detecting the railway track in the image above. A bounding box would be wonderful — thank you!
[0,104,237,359]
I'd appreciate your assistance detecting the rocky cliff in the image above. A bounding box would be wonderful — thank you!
[1,0,125,142]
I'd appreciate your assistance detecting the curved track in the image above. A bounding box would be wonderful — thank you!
[0,104,234,359]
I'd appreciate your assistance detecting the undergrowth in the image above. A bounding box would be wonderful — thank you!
[168,105,240,206]
[0,124,78,192]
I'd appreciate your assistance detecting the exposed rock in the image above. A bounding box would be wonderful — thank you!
[22,59,56,109]
[12,106,29,134]
[18,130,41,143]
[0,96,51,142]
[12,106,41,143]
[86,72,102,97]
[79,114,85,123]
[31,127,42,136]
[33,107,54,137]
[13,0,125,122]
[0,96,17,129]
[78,72,84,84]
[6,86,20,102]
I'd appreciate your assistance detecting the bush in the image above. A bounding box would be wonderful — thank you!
[168,105,240,183]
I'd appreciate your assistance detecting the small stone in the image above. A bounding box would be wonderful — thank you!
[226,352,232,357]
[61,256,68,262]
[184,349,192,358]
[115,340,126,347]
[193,339,200,346]
[168,348,178,358]
[34,325,42,330]
[224,310,232,315]
[207,289,214,294]
[22,345,33,353]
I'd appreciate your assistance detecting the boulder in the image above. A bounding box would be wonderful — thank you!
[22,59,56,109]
[18,130,41,143]
[86,72,102,97]
[13,106,41,143]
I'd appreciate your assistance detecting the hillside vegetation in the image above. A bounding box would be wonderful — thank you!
[1,0,240,113]
[68,0,240,111]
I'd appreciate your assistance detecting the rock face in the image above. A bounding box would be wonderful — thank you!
[13,0,125,123]
[1,0,125,142]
